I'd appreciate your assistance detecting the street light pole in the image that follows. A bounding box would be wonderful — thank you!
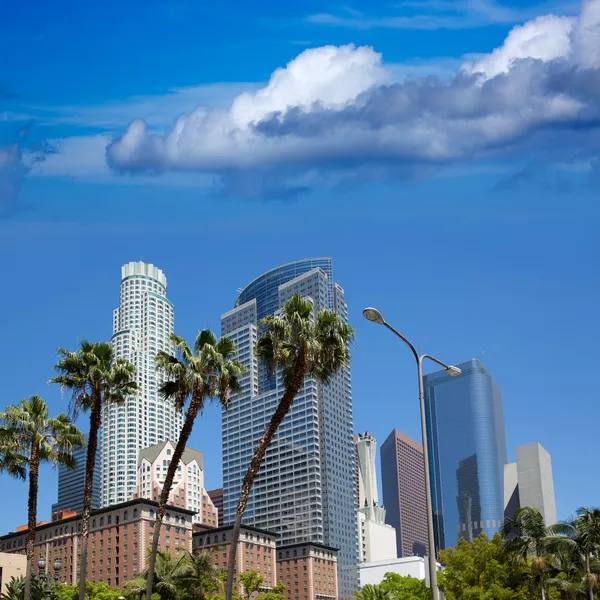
[363,308,461,600]
[38,558,62,600]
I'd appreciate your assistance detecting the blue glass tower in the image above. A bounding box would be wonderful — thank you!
[222,259,358,596]
[52,434,100,515]
[424,359,506,551]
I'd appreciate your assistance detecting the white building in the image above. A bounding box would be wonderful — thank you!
[100,262,183,507]
[135,441,218,526]
[504,442,557,525]
[355,432,397,563]
[359,556,426,587]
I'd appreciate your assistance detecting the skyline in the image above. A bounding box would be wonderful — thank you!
[1,0,599,540]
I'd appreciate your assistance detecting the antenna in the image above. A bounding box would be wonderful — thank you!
[476,350,485,360]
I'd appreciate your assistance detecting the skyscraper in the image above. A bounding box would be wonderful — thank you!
[100,261,183,507]
[220,259,359,596]
[355,432,397,562]
[424,359,507,551]
[504,442,557,525]
[52,434,100,515]
[380,429,428,558]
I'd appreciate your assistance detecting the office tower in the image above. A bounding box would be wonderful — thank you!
[52,434,100,515]
[221,259,358,596]
[504,442,557,525]
[424,359,507,551]
[355,432,397,562]
[208,488,224,527]
[100,261,183,507]
[135,441,219,527]
[380,429,428,558]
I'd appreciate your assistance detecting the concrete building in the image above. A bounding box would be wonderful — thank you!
[504,442,557,525]
[277,542,338,600]
[52,434,100,515]
[207,489,224,527]
[0,499,193,588]
[134,441,218,527]
[359,556,426,587]
[355,432,397,562]
[101,261,183,507]
[424,359,507,551]
[380,429,428,558]
[221,259,358,596]
[0,552,26,594]
[193,525,278,594]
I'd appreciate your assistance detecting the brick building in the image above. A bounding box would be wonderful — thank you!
[193,525,278,594]
[276,542,338,600]
[207,488,224,527]
[0,499,194,588]
[135,441,218,527]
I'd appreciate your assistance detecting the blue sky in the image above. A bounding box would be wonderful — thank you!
[0,0,599,533]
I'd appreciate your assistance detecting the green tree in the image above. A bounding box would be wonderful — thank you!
[50,340,138,600]
[178,550,222,600]
[237,572,263,600]
[439,533,529,600]
[145,331,244,600]
[379,572,431,599]
[503,506,568,600]
[137,550,190,600]
[256,582,285,600]
[0,396,83,600]
[0,575,45,600]
[225,295,353,600]
[355,584,393,600]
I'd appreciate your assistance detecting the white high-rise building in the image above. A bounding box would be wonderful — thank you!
[355,432,397,563]
[100,261,183,507]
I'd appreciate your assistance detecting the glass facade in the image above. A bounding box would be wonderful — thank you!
[52,434,100,514]
[424,359,507,551]
[222,259,359,597]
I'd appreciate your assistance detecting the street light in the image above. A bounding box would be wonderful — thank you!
[38,558,61,600]
[363,307,461,600]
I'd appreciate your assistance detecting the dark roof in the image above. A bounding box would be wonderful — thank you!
[277,541,339,554]
[0,498,195,541]
[192,523,279,538]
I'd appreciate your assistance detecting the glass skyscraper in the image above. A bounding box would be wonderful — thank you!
[221,259,359,596]
[100,261,183,507]
[52,434,100,515]
[424,359,507,551]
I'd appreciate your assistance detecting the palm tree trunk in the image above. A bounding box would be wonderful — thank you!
[24,443,39,600]
[225,358,307,600]
[540,573,546,600]
[78,401,101,600]
[587,554,594,600]
[145,390,204,600]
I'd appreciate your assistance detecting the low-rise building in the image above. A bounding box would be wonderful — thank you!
[276,542,338,600]
[135,441,219,528]
[0,499,193,588]
[0,552,26,594]
[193,524,278,594]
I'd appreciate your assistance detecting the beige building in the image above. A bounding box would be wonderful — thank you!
[0,552,26,594]
[135,441,218,527]
[0,499,193,589]
[276,542,338,600]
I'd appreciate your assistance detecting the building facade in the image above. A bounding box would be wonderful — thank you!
[134,441,219,527]
[221,259,358,596]
[277,542,338,600]
[504,442,557,525]
[424,359,507,551]
[380,429,428,558]
[0,553,26,595]
[52,434,100,515]
[193,525,278,594]
[0,499,193,589]
[207,488,224,527]
[101,261,183,507]
[355,432,397,562]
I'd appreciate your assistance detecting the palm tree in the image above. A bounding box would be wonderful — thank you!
[0,574,45,600]
[145,331,245,600]
[225,294,353,600]
[0,396,83,600]
[50,340,138,600]
[355,585,393,600]
[179,550,222,600]
[136,550,190,600]
[550,508,600,600]
[503,506,571,600]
